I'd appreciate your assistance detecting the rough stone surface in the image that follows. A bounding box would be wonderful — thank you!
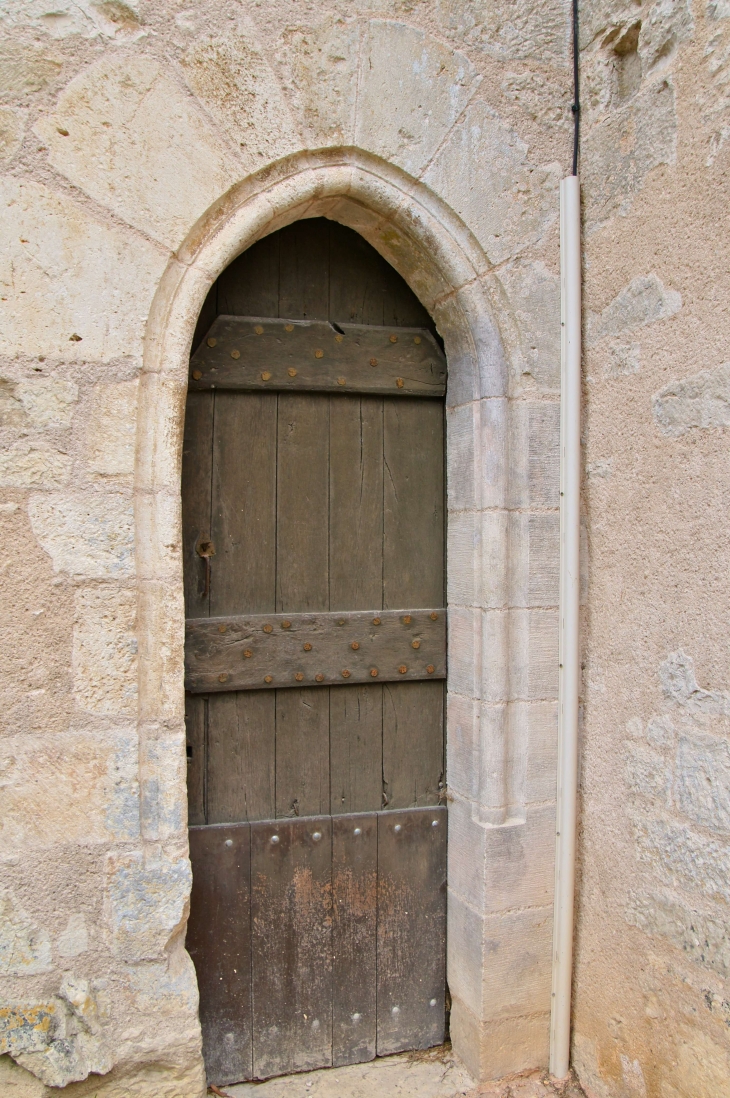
[653,360,730,436]
[28,493,134,578]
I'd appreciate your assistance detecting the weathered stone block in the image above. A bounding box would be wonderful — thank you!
[449,606,484,698]
[85,380,137,478]
[448,510,508,609]
[0,177,166,362]
[0,891,52,976]
[446,692,480,801]
[626,742,671,804]
[494,259,561,393]
[0,106,24,165]
[634,814,730,904]
[653,360,730,437]
[436,0,569,62]
[356,21,477,178]
[275,17,360,145]
[182,34,300,173]
[35,55,240,249]
[28,493,134,578]
[626,888,730,978]
[588,272,682,345]
[106,848,191,962]
[675,730,730,833]
[508,401,560,509]
[0,443,71,489]
[424,100,560,265]
[508,512,560,608]
[73,586,137,716]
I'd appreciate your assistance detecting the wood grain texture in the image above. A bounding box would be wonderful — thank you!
[210,391,277,616]
[383,397,445,609]
[376,806,447,1056]
[383,681,445,809]
[329,396,383,611]
[185,694,206,825]
[276,393,329,614]
[332,813,377,1066]
[218,232,280,318]
[189,318,446,397]
[275,687,330,819]
[187,823,253,1085]
[207,691,276,824]
[185,609,446,692]
[251,816,333,1078]
[278,218,330,321]
[329,685,383,814]
[182,390,213,618]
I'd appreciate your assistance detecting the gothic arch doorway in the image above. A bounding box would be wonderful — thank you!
[182,218,448,1085]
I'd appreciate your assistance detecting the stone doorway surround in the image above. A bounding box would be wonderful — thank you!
[137,147,561,1088]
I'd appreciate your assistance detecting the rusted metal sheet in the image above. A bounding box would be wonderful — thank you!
[187,823,252,1085]
[185,608,446,693]
[189,317,446,397]
[332,813,377,1066]
[250,816,333,1079]
[376,806,448,1056]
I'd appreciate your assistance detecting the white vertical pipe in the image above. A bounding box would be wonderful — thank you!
[550,174,582,1080]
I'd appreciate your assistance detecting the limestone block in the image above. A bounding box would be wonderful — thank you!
[35,55,241,249]
[588,273,682,345]
[447,401,479,512]
[0,177,166,362]
[572,1033,613,1098]
[601,342,641,377]
[182,33,300,173]
[447,796,488,911]
[505,609,559,700]
[480,906,553,1019]
[626,889,730,978]
[501,71,572,128]
[493,260,560,391]
[449,606,484,698]
[106,848,191,962]
[675,730,730,833]
[479,610,510,702]
[356,21,478,178]
[522,700,559,805]
[446,692,479,800]
[508,512,560,608]
[139,731,186,842]
[0,442,71,488]
[15,378,78,428]
[0,106,24,164]
[661,1028,730,1098]
[2,0,145,40]
[0,891,52,976]
[73,585,137,715]
[451,997,550,1081]
[451,281,510,400]
[508,401,560,509]
[582,79,676,225]
[634,813,730,904]
[653,361,730,437]
[28,492,134,578]
[276,17,360,145]
[435,0,569,63]
[85,380,137,477]
[483,805,555,913]
[0,1048,46,1096]
[423,100,560,265]
[0,44,62,95]
[0,728,140,848]
[448,510,508,609]
[57,913,89,959]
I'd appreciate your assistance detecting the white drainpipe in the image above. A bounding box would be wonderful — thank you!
[549,174,582,1080]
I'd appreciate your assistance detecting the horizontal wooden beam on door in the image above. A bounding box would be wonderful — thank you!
[185,608,446,693]
[188,317,446,396]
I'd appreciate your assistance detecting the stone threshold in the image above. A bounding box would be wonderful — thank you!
[212,1047,586,1098]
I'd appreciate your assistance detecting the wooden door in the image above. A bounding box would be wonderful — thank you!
[183,221,447,1086]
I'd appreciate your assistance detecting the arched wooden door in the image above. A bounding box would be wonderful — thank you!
[183,220,447,1086]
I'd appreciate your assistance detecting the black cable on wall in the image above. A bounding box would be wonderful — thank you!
[571,0,580,176]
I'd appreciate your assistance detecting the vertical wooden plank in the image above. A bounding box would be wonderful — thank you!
[383,397,444,609]
[251,816,333,1078]
[207,691,276,824]
[217,232,280,318]
[185,694,206,826]
[376,806,447,1056]
[187,823,252,1085]
[275,688,330,819]
[276,393,330,613]
[329,395,383,611]
[210,391,277,617]
[182,391,214,618]
[329,686,383,815]
[332,813,377,1066]
[278,218,330,320]
[382,681,444,809]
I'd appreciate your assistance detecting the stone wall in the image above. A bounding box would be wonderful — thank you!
[0,3,572,1095]
[574,0,730,1092]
